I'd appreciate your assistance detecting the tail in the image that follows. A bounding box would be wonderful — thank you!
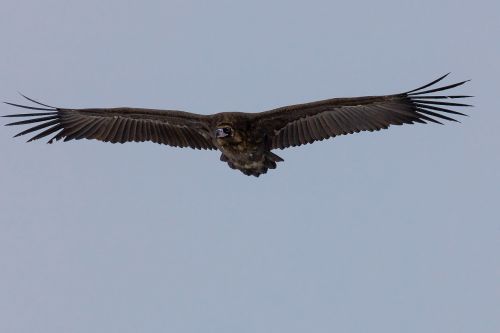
[220,151,284,177]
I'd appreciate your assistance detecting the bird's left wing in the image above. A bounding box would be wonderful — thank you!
[3,95,216,150]
[254,74,471,150]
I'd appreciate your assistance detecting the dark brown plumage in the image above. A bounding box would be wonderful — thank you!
[4,74,471,176]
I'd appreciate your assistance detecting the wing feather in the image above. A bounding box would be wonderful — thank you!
[4,97,216,150]
[258,74,471,149]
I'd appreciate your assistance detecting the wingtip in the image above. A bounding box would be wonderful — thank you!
[15,93,56,108]
[3,101,16,109]
[433,72,451,81]
[405,73,453,94]
[439,72,451,81]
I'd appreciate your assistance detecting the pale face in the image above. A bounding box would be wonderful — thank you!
[215,126,233,138]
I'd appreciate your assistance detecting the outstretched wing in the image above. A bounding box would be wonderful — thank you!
[3,95,216,150]
[255,74,471,149]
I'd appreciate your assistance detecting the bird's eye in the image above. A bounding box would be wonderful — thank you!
[216,126,233,138]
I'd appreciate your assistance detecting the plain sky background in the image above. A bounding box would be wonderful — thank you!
[0,0,498,332]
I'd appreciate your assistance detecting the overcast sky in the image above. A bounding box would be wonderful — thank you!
[0,1,498,332]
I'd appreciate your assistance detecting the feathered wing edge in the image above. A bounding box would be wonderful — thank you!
[3,95,216,149]
[3,94,62,143]
[401,73,472,124]
[264,74,472,149]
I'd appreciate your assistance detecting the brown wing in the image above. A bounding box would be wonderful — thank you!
[255,74,471,149]
[4,95,216,150]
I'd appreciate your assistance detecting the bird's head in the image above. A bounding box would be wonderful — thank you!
[215,124,245,146]
[215,125,233,139]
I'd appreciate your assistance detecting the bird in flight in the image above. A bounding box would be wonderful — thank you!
[4,74,470,177]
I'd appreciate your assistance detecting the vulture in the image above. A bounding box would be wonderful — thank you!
[4,74,471,177]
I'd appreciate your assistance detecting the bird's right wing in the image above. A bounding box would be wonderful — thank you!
[4,95,216,150]
[254,74,471,149]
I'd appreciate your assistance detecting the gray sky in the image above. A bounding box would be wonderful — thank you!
[0,0,498,332]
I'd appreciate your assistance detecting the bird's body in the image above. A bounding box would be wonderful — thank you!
[3,74,471,176]
[210,112,282,176]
